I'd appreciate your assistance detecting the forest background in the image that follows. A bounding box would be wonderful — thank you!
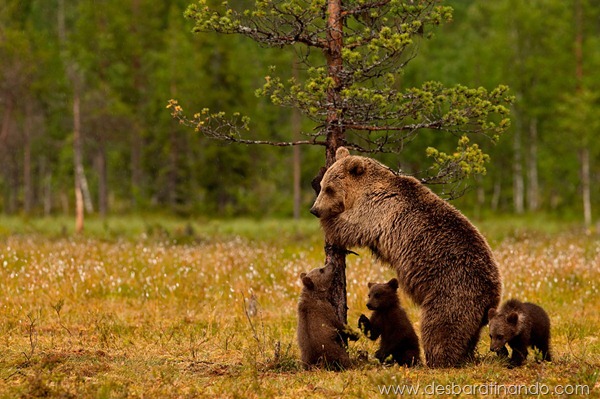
[1,0,599,224]
[1,2,600,397]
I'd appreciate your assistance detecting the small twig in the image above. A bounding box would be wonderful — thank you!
[23,310,39,362]
[51,299,72,336]
[241,293,263,355]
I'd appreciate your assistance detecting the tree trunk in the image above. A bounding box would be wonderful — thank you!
[23,102,33,214]
[512,115,524,214]
[0,96,13,145]
[80,162,94,214]
[574,0,591,227]
[292,120,302,220]
[527,117,539,211]
[491,177,501,212]
[73,81,85,233]
[96,145,108,217]
[7,152,18,214]
[292,60,302,220]
[323,0,348,325]
[131,125,143,206]
[40,156,52,215]
[130,0,143,208]
[580,148,592,227]
[168,127,179,209]
[60,0,88,229]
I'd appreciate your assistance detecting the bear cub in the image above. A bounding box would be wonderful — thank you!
[358,278,421,367]
[297,263,359,370]
[488,299,552,367]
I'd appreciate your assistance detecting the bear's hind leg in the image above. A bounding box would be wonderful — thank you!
[534,342,552,362]
[393,347,421,367]
[534,330,552,362]
[421,308,480,368]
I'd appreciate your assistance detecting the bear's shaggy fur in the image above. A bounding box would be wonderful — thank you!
[297,262,358,370]
[358,278,421,367]
[488,299,551,367]
[310,147,502,367]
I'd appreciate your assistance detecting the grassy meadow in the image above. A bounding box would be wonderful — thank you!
[0,215,599,398]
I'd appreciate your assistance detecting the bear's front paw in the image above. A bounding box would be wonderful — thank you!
[343,325,361,342]
[496,346,509,358]
[358,314,369,332]
[375,349,393,365]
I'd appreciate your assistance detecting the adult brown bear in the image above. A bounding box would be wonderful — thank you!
[310,147,502,367]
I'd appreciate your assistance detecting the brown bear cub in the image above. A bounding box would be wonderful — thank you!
[358,278,421,367]
[488,299,552,367]
[297,262,359,370]
[310,147,501,367]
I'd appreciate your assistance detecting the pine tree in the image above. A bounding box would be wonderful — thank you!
[169,0,512,324]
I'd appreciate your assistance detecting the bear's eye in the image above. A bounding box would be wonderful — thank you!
[324,187,334,196]
[319,268,324,274]
[373,294,380,299]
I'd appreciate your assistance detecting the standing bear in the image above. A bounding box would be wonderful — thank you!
[310,147,502,367]
[488,299,552,367]
[297,262,359,370]
[358,278,421,367]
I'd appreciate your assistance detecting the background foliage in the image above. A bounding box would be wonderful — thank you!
[0,0,599,221]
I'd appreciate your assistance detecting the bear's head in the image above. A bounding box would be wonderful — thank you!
[310,147,394,220]
[488,307,522,352]
[300,262,335,296]
[366,278,400,311]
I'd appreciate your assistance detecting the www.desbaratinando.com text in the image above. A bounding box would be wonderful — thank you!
[378,382,590,396]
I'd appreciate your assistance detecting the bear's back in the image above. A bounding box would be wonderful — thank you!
[297,294,349,368]
[522,302,550,338]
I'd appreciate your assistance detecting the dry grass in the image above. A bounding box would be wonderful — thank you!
[0,217,598,398]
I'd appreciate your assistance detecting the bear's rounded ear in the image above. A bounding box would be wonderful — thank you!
[367,282,375,289]
[302,276,315,290]
[300,272,307,279]
[336,146,350,161]
[507,312,519,325]
[348,158,366,177]
[488,308,497,320]
[387,278,399,290]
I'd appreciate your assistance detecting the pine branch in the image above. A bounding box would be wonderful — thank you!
[167,100,326,148]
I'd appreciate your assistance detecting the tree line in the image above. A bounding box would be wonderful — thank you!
[1,0,598,224]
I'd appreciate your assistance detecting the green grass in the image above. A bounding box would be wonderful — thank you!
[0,215,322,244]
[0,216,599,398]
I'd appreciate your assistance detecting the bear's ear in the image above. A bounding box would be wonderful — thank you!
[336,146,350,161]
[488,308,497,320]
[506,312,519,325]
[302,276,315,290]
[347,158,366,177]
[300,272,307,280]
[387,278,399,290]
[367,282,375,289]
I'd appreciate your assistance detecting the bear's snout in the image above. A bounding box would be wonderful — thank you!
[489,341,503,352]
[310,206,321,218]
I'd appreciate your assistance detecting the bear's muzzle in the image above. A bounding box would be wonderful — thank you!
[310,207,321,218]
